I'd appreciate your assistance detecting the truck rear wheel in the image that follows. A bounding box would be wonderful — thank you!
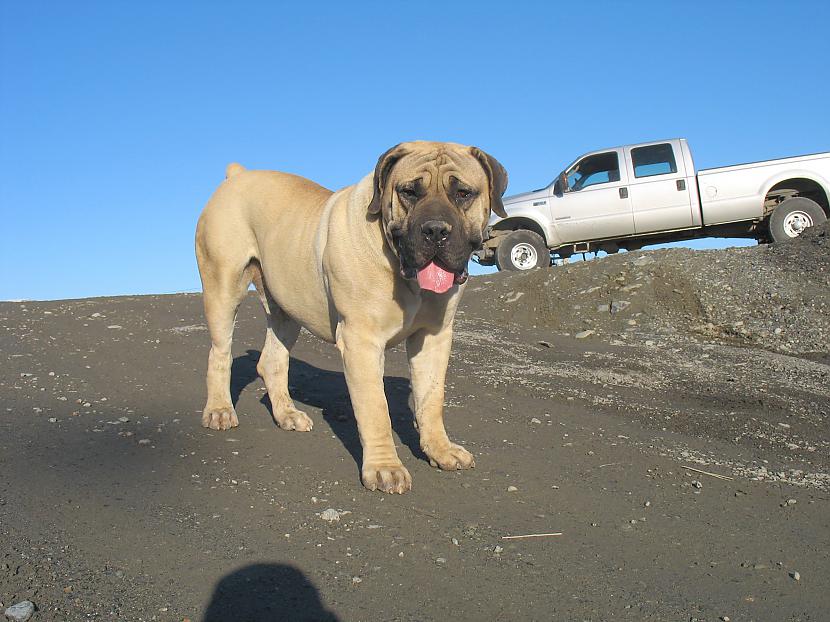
[768,197,826,242]
[495,230,550,271]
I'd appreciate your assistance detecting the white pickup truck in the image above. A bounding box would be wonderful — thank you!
[476,138,830,270]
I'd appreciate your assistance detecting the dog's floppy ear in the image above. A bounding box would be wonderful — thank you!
[471,147,509,218]
[368,143,409,215]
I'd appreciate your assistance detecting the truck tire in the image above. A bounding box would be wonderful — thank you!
[495,230,550,271]
[768,197,826,242]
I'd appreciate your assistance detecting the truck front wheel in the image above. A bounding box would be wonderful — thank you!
[768,197,826,242]
[495,230,550,271]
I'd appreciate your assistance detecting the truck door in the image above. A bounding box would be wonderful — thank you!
[553,149,634,243]
[624,141,694,233]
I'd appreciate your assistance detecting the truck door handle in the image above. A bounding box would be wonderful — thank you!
[677,179,686,191]
[619,187,628,199]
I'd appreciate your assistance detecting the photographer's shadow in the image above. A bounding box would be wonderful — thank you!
[203,563,338,622]
[230,350,426,469]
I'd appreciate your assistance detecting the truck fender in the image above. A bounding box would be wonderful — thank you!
[760,169,830,214]
[488,213,559,248]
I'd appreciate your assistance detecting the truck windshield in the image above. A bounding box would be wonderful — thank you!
[567,151,620,191]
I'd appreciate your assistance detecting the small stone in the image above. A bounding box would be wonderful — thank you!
[398,551,404,558]
[790,571,800,581]
[691,480,702,489]
[137,438,151,445]
[644,501,651,507]
[493,545,503,554]
[451,538,459,546]
[530,417,542,425]
[48,417,58,423]
[435,557,446,565]
[4,600,35,621]
[320,508,341,522]
[507,485,518,492]
[119,417,130,423]
[785,498,797,506]
[721,617,731,622]
[351,576,362,585]
[107,325,122,329]
[575,330,595,339]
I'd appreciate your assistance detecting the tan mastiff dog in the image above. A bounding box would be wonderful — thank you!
[195,141,507,493]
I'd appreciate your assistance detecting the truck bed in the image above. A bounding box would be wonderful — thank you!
[697,151,830,227]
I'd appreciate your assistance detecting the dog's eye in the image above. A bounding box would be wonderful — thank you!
[455,188,475,201]
[398,187,418,200]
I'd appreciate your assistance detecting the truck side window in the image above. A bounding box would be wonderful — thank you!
[632,143,678,178]
[567,151,620,191]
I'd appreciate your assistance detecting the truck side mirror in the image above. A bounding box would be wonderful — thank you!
[556,171,568,195]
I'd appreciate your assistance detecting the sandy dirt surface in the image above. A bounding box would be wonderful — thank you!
[2,234,829,621]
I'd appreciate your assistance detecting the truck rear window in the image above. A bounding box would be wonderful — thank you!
[632,143,678,178]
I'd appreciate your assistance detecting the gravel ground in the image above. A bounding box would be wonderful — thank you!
[1,231,828,620]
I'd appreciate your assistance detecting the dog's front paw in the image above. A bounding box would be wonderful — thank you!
[361,462,412,494]
[425,442,475,471]
[202,405,239,431]
[273,406,313,432]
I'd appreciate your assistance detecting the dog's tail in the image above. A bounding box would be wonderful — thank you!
[225,162,246,179]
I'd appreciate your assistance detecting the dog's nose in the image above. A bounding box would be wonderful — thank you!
[421,220,452,243]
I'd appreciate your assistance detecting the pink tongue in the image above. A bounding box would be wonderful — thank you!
[417,261,455,294]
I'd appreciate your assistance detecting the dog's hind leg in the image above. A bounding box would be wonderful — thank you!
[197,254,253,431]
[252,265,313,432]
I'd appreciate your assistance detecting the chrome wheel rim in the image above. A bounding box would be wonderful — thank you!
[783,210,814,237]
[511,243,537,269]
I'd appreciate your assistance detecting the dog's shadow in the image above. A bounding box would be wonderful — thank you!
[230,350,425,468]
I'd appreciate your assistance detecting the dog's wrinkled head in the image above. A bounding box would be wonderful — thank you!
[367,141,508,293]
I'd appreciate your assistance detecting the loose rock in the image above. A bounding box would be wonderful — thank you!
[4,600,35,622]
[320,508,342,522]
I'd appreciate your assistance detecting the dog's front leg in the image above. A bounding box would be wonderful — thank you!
[406,327,475,471]
[336,323,412,494]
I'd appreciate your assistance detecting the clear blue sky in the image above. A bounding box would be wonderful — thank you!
[2,1,828,300]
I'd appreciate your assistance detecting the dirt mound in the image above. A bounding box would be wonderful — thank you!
[767,218,830,287]
[464,230,830,356]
